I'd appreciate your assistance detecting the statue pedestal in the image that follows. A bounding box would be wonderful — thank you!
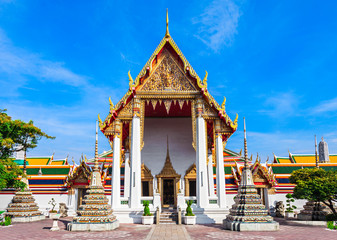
[67,220,119,231]
[224,220,279,231]
[50,214,61,231]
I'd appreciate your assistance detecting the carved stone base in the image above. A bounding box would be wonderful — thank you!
[298,201,333,221]
[11,214,45,223]
[67,219,119,231]
[223,220,280,231]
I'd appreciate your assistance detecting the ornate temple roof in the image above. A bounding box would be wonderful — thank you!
[273,152,337,164]
[99,13,238,136]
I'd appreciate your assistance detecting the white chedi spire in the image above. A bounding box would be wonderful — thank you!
[319,137,330,163]
[241,117,254,186]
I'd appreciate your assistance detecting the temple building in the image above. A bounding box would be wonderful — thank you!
[1,14,337,224]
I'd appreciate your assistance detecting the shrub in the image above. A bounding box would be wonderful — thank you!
[326,214,337,221]
[185,200,195,216]
[48,198,57,213]
[142,200,152,216]
[285,193,297,213]
[327,221,337,230]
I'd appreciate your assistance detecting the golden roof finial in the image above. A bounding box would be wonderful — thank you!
[165,9,170,38]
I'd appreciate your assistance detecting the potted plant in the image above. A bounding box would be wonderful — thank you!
[141,200,154,225]
[48,198,59,219]
[285,193,297,219]
[0,216,12,227]
[326,214,337,230]
[183,200,196,225]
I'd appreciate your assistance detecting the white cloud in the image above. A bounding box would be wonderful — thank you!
[258,92,299,118]
[193,0,242,52]
[312,97,337,114]
[0,28,88,97]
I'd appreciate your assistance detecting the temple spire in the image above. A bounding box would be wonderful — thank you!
[315,135,319,168]
[165,9,170,38]
[166,135,170,160]
[243,117,248,169]
[93,120,99,172]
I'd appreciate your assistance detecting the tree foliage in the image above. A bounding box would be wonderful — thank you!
[289,168,337,215]
[0,109,55,190]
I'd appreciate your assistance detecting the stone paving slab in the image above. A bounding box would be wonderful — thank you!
[146,224,191,240]
[0,217,152,240]
[185,219,337,240]
[1,218,337,240]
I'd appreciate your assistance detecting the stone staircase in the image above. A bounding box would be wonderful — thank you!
[159,208,177,224]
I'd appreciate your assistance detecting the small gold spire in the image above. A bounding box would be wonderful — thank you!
[165,9,170,38]
[243,117,248,169]
[94,120,99,172]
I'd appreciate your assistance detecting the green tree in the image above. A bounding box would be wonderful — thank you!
[0,109,55,190]
[289,168,337,215]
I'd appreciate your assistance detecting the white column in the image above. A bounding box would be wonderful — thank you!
[124,153,130,199]
[111,134,121,208]
[216,134,226,208]
[129,115,142,208]
[207,154,215,197]
[196,115,209,208]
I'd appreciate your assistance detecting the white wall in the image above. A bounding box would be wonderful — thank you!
[142,118,195,177]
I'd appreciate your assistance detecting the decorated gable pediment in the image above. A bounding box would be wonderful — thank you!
[141,163,153,180]
[66,161,91,187]
[231,160,277,188]
[140,48,198,92]
[184,163,196,179]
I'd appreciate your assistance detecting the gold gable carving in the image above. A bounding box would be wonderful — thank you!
[184,163,197,179]
[203,102,217,118]
[118,100,133,119]
[141,163,153,180]
[141,49,197,92]
[74,172,88,183]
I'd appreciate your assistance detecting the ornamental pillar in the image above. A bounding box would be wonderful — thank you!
[215,119,226,208]
[129,98,142,209]
[207,154,215,197]
[111,119,122,208]
[124,152,130,199]
[196,98,209,208]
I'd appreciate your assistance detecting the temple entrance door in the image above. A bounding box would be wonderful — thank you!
[162,178,175,208]
[257,188,267,206]
[77,188,87,210]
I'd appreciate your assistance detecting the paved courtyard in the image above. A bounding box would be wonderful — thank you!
[0,218,336,240]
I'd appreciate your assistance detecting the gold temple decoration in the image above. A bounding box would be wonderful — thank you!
[141,163,154,196]
[100,11,239,153]
[128,70,136,90]
[109,97,114,110]
[165,9,170,38]
[184,163,196,196]
[141,49,197,92]
[155,137,181,206]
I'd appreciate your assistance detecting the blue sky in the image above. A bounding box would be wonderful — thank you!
[1,0,337,162]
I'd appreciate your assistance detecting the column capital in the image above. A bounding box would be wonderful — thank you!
[195,98,204,117]
[113,119,122,139]
[133,97,141,118]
